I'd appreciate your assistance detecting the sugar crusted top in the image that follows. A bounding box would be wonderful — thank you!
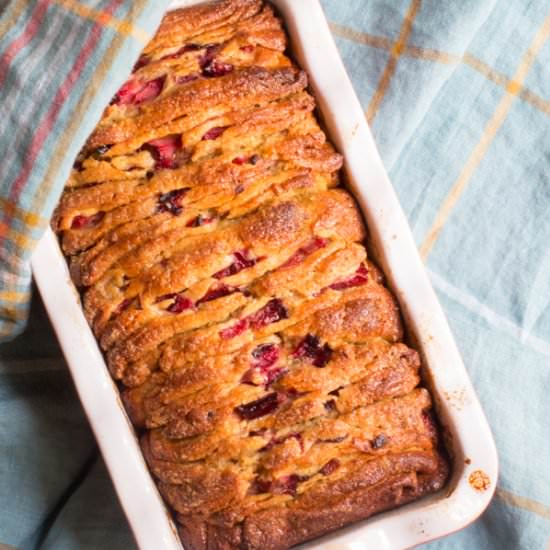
[53,1,448,549]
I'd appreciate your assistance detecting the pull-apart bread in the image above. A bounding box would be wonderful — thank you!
[53,1,449,548]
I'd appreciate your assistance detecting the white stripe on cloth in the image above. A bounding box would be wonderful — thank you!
[427,268,550,357]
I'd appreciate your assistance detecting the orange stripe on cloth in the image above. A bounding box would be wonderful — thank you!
[404,43,460,64]
[365,0,422,123]
[0,291,29,302]
[9,229,35,251]
[0,0,29,38]
[33,2,151,221]
[328,21,393,51]
[464,53,550,115]
[419,15,550,260]
[0,304,29,321]
[0,223,38,252]
[0,198,47,229]
[0,219,42,255]
[330,23,550,117]
[496,487,550,520]
[52,0,150,44]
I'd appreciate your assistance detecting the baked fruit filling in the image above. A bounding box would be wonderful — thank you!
[53,1,448,548]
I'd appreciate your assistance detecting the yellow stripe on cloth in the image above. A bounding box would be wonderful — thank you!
[464,54,550,116]
[0,197,47,229]
[330,23,550,117]
[496,487,550,520]
[0,0,29,38]
[0,224,38,252]
[404,43,459,64]
[330,22,460,65]
[366,0,422,123]
[0,291,29,303]
[33,2,151,221]
[0,305,29,321]
[419,15,550,260]
[328,21,393,51]
[52,0,150,44]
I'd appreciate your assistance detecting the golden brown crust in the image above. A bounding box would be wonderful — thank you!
[53,1,448,548]
[238,454,449,550]
[87,67,307,149]
[146,0,265,54]
[174,452,448,550]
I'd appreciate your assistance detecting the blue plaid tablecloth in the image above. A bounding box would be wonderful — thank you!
[1,0,550,548]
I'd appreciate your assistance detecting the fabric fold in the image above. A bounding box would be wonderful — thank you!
[0,0,172,341]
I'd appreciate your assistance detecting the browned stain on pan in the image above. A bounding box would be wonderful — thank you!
[443,388,468,411]
[469,469,490,492]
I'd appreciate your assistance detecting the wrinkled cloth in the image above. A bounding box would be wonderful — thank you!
[0,0,171,340]
[2,0,550,549]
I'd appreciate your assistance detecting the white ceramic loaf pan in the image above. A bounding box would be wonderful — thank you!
[32,1,498,548]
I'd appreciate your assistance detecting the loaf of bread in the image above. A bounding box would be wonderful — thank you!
[53,1,448,548]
